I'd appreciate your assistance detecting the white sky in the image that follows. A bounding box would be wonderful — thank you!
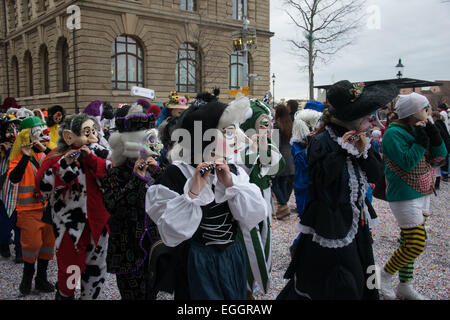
[269,0,450,100]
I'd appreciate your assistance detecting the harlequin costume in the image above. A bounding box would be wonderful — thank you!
[7,116,55,295]
[36,113,112,300]
[379,93,448,300]
[146,95,268,300]
[238,98,285,296]
[278,80,398,300]
[103,103,165,300]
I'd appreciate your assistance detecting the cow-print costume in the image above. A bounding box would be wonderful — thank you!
[37,147,112,299]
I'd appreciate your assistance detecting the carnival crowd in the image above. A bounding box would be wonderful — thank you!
[0,81,449,300]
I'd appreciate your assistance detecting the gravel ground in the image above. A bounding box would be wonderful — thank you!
[1,181,448,300]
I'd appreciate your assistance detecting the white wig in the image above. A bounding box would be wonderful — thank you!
[292,109,322,143]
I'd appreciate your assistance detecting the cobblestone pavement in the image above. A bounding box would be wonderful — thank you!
[1,181,448,300]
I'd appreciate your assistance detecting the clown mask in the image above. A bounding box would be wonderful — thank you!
[30,125,50,145]
[210,125,247,161]
[53,111,63,125]
[255,114,272,138]
[5,122,18,143]
[62,119,98,148]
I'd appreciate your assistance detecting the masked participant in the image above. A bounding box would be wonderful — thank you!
[379,93,447,300]
[7,107,34,122]
[35,113,112,300]
[238,98,285,297]
[46,105,66,148]
[278,80,398,300]
[103,103,163,299]
[0,115,22,262]
[146,94,268,300]
[8,116,55,295]
[82,100,112,152]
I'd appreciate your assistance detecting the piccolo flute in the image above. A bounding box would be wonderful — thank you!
[21,142,34,148]
[200,164,216,176]
[69,150,81,158]
[138,161,153,170]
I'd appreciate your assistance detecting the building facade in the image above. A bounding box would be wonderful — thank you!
[0,0,273,113]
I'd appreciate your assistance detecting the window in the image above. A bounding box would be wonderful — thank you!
[24,51,33,96]
[180,0,196,11]
[229,51,249,89]
[40,45,50,94]
[111,35,144,90]
[176,43,200,93]
[57,38,70,92]
[12,56,20,97]
[233,0,245,20]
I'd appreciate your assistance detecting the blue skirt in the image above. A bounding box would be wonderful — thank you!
[187,240,247,300]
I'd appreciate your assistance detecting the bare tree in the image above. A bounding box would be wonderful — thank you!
[285,0,367,99]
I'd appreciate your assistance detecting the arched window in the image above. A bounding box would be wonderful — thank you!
[24,51,33,96]
[57,37,70,92]
[40,45,50,94]
[180,0,196,11]
[176,43,200,93]
[229,51,249,90]
[111,35,144,90]
[11,56,20,97]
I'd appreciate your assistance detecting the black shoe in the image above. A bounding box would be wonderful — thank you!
[19,262,35,295]
[0,244,11,258]
[55,287,75,300]
[35,259,55,293]
[35,277,55,293]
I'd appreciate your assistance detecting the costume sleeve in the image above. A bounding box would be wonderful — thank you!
[83,152,109,179]
[8,155,30,184]
[381,128,426,171]
[146,166,215,247]
[214,166,267,231]
[57,155,82,184]
[356,147,384,184]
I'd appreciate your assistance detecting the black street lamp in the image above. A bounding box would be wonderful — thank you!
[396,58,405,79]
[272,73,276,109]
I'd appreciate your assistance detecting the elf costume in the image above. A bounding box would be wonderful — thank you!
[238,98,285,296]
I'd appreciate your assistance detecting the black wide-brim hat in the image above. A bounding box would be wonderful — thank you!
[327,80,399,122]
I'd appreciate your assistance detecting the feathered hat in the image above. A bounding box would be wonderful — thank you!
[327,80,399,122]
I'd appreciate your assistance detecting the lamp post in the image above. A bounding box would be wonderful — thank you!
[396,58,404,79]
[231,1,257,92]
[272,73,276,110]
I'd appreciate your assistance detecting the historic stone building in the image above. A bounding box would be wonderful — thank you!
[0,0,272,113]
